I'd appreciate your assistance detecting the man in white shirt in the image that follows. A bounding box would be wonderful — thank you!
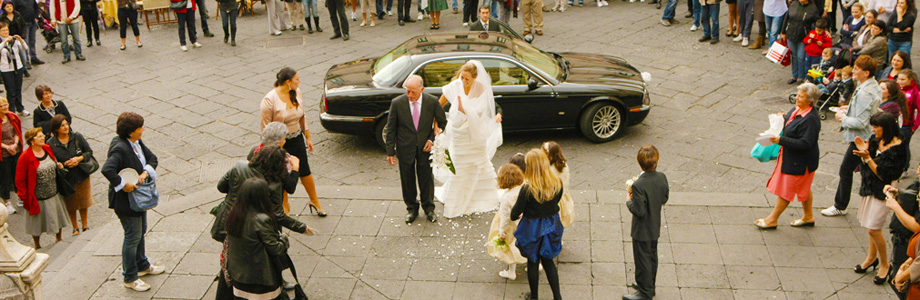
[48,0,84,63]
[470,6,500,31]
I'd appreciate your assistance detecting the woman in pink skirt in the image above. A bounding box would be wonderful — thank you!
[754,82,821,229]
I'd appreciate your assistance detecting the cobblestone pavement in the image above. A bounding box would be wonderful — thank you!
[1,0,914,298]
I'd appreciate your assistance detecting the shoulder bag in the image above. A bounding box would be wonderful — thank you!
[56,168,75,197]
[75,135,99,175]
[169,0,188,10]
[129,178,159,212]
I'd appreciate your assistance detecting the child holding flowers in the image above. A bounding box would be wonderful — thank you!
[487,163,528,280]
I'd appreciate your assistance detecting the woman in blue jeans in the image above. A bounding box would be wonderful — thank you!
[101,112,165,292]
[763,0,787,50]
[302,0,322,33]
[216,0,238,45]
[699,0,721,44]
[887,0,915,59]
[780,0,820,84]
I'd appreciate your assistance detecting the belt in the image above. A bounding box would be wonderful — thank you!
[286,130,302,140]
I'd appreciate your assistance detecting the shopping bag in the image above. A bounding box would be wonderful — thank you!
[751,143,781,162]
[766,39,791,66]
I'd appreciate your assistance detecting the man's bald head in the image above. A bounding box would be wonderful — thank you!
[404,75,425,102]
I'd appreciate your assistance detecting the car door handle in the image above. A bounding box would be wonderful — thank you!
[494,95,503,99]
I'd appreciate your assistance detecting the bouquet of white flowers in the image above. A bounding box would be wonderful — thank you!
[430,134,455,175]
[487,235,509,252]
[625,174,640,193]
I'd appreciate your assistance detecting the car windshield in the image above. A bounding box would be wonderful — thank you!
[373,44,411,85]
[511,39,563,82]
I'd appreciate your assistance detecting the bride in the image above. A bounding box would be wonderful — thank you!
[434,60,503,218]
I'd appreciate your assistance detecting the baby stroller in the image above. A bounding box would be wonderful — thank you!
[38,6,59,53]
[787,78,844,120]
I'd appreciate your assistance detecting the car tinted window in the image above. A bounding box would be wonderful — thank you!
[417,59,466,87]
[373,46,410,85]
[480,59,528,86]
[511,39,562,82]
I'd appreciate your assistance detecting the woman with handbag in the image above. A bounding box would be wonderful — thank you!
[14,127,69,249]
[753,83,821,229]
[101,112,165,292]
[47,114,94,235]
[0,97,23,215]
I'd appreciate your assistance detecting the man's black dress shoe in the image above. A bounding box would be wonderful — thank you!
[698,36,711,42]
[399,20,405,26]
[628,283,655,296]
[330,33,342,39]
[623,292,650,300]
[343,34,349,41]
[406,211,419,224]
[31,59,44,65]
[427,213,437,223]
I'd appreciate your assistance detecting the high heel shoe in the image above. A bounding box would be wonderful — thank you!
[874,264,892,285]
[309,204,327,217]
[855,258,879,273]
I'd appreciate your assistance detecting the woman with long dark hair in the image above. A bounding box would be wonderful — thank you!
[223,178,289,299]
[878,50,912,81]
[260,67,325,216]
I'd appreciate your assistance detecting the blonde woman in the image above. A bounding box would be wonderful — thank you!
[15,127,69,249]
[510,149,564,300]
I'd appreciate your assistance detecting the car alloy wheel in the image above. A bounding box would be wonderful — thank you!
[580,102,625,142]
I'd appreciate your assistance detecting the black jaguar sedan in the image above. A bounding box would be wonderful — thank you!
[319,32,651,148]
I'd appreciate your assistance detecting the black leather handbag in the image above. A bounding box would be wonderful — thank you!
[55,168,75,197]
[169,0,188,10]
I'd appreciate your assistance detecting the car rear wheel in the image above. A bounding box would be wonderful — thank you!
[375,118,387,150]
[579,102,625,143]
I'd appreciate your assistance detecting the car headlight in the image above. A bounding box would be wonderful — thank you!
[641,72,652,82]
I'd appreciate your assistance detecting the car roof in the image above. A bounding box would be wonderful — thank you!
[401,32,517,58]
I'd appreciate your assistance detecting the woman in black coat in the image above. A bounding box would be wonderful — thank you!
[100,112,165,292]
[32,85,70,136]
[780,0,821,84]
[754,82,821,229]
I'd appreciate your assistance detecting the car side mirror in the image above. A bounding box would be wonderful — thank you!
[527,79,539,90]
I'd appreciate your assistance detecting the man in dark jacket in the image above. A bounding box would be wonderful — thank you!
[385,75,447,224]
[11,0,43,66]
[470,6,500,31]
[625,145,669,300]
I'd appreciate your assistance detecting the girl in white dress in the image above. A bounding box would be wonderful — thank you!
[543,141,574,227]
[435,60,503,218]
[487,164,528,280]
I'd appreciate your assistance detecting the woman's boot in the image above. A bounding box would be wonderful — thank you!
[306,18,314,33]
[749,34,764,49]
[313,17,323,32]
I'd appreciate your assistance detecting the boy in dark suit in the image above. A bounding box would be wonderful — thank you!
[625,145,669,300]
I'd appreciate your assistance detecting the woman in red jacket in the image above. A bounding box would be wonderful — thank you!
[0,97,22,215]
[14,127,69,249]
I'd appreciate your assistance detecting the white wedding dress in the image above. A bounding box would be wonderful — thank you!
[434,61,503,218]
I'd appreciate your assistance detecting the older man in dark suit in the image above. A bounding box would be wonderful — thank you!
[625,145,669,300]
[470,6,501,31]
[385,75,447,224]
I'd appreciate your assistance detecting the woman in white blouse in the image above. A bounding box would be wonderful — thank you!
[260,67,326,217]
[0,23,27,116]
